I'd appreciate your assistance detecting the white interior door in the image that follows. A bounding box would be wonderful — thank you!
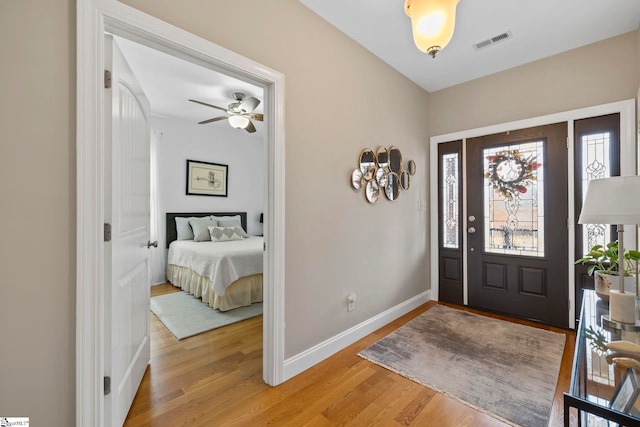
[104,34,152,427]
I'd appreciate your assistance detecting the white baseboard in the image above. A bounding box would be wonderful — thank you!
[283,290,431,381]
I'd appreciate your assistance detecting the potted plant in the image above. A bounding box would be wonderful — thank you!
[575,240,640,300]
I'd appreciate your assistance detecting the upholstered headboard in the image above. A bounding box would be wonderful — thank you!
[165,212,248,248]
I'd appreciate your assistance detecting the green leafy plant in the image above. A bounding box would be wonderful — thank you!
[584,325,608,354]
[575,240,640,276]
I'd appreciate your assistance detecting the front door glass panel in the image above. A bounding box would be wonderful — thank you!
[483,141,545,257]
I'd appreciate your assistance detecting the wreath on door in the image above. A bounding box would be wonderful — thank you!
[485,149,540,199]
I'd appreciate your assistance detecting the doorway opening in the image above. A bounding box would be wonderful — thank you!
[77,2,286,425]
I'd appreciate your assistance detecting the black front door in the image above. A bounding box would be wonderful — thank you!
[466,122,569,327]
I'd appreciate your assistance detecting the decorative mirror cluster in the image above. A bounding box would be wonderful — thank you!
[351,146,416,203]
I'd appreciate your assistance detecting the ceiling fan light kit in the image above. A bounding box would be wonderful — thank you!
[405,0,460,58]
[228,115,250,129]
[189,92,262,133]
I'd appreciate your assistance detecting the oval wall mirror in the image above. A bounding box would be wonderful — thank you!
[408,160,416,176]
[359,149,376,180]
[385,172,400,201]
[365,180,380,203]
[400,170,410,190]
[389,146,402,173]
[351,169,363,190]
[376,146,389,169]
[376,168,387,188]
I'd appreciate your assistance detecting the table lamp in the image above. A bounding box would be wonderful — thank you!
[578,176,640,324]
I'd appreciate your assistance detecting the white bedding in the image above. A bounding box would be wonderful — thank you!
[167,236,263,296]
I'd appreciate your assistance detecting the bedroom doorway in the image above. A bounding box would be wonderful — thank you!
[111,34,267,422]
[77,2,286,425]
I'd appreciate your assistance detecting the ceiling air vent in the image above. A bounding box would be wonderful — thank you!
[473,31,513,51]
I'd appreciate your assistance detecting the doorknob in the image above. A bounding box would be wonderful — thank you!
[146,240,158,248]
[468,227,476,234]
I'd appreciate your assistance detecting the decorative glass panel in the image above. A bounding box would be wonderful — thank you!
[581,132,612,256]
[483,141,545,257]
[442,153,459,249]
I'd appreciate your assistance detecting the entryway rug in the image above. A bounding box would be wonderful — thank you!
[150,292,262,340]
[358,305,565,427]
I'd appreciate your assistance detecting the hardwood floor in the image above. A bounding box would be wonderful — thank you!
[124,284,576,426]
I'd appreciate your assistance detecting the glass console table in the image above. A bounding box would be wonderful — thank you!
[564,290,640,426]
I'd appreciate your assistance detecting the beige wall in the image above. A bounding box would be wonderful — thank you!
[2,0,637,424]
[637,29,640,113]
[0,0,430,424]
[0,0,76,424]
[429,31,639,136]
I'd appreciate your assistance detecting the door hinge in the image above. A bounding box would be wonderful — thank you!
[104,69,112,89]
[104,376,111,396]
[104,223,112,242]
[566,136,569,150]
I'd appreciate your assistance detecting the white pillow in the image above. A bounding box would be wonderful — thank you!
[175,216,213,240]
[213,215,241,227]
[208,226,246,242]
[189,218,218,241]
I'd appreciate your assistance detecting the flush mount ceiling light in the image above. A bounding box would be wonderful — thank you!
[405,0,460,58]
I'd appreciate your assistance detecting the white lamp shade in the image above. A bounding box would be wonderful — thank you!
[405,0,460,56]
[578,176,640,225]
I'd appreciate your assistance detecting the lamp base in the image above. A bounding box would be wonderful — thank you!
[603,314,640,331]
[609,290,636,324]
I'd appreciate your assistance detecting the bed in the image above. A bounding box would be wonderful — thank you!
[165,212,263,311]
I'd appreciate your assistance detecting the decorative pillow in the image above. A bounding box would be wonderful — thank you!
[175,216,214,240]
[213,215,241,227]
[189,218,218,242]
[208,226,246,242]
[217,219,248,237]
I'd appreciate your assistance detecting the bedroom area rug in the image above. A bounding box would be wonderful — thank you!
[358,305,565,427]
[150,291,262,340]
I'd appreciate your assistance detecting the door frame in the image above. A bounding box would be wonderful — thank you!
[77,1,286,426]
[429,99,636,329]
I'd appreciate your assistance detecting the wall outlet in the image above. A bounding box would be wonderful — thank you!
[347,292,356,311]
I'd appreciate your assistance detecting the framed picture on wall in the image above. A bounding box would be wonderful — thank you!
[186,159,228,197]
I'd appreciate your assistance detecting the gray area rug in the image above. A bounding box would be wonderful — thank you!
[150,292,262,340]
[358,305,565,427]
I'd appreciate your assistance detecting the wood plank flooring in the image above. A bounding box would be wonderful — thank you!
[124,284,576,426]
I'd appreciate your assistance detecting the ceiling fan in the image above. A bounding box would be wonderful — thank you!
[189,92,263,133]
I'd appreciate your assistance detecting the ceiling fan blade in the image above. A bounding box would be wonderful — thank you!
[198,115,229,125]
[189,99,228,112]
[246,113,263,122]
[239,96,260,113]
[244,120,257,133]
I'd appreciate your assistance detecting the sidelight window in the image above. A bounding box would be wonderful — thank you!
[441,153,459,249]
[580,132,613,256]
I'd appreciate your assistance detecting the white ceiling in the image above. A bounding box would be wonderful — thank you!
[114,36,264,135]
[114,1,640,126]
[298,0,640,92]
